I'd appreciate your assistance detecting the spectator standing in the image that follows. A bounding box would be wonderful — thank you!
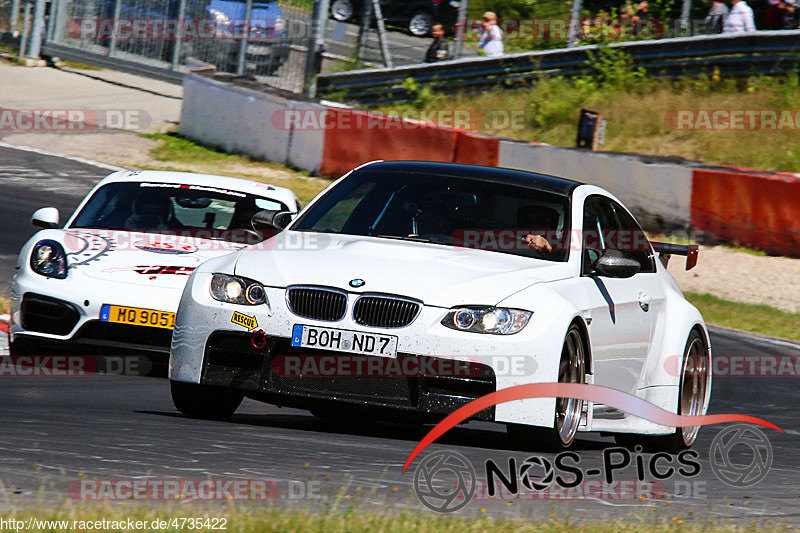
[705,0,729,33]
[723,0,756,31]
[424,23,451,62]
[778,0,798,28]
[477,11,504,57]
[765,0,781,28]
[633,0,649,22]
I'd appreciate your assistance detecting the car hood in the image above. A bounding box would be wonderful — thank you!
[61,229,247,290]
[233,231,572,307]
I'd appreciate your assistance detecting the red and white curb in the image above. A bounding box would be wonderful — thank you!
[0,314,8,356]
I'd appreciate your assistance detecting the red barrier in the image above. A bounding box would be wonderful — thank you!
[320,109,458,177]
[690,168,800,257]
[453,131,499,167]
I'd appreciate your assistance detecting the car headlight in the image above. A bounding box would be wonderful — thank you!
[442,306,532,335]
[210,274,268,305]
[30,239,68,279]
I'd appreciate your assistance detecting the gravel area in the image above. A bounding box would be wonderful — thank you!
[667,245,800,313]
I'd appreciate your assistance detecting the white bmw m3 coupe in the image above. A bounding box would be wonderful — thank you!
[168,161,711,451]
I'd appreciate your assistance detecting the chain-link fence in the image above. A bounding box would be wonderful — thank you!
[0,0,22,35]
[0,0,463,94]
[0,0,316,92]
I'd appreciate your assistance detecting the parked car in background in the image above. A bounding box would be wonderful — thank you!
[330,0,460,36]
[92,0,290,75]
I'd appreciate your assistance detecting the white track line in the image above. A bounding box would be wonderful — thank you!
[0,140,126,172]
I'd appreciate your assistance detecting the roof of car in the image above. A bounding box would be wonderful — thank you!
[355,161,582,196]
[99,170,300,209]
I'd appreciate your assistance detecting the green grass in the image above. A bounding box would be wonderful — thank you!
[381,72,800,174]
[719,245,768,257]
[0,294,9,314]
[685,292,800,342]
[142,133,330,205]
[57,59,103,70]
[0,505,790,532]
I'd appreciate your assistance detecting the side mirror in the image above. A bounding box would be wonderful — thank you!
[252,210,293,232]
[31,207,60,229]
[592,249,640,278]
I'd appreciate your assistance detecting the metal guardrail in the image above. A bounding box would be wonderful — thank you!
[41,41,187,83]
[317,30,800,105]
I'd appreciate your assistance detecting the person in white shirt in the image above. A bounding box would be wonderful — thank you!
[477,11,504,57]
[723,0,756,32]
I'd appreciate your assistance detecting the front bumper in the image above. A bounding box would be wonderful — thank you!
[170,273,570,427]
[200,330,497,422]
[10,269,183,357]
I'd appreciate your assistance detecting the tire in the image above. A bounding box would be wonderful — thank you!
[508,323,587,451]
[170,380,243,420]
[409,10,434,36]
[615,329,709,453]
[330,0,354,21]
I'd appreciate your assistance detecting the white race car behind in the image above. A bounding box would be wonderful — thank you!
[169,161,711,451]
[9,170,300,363]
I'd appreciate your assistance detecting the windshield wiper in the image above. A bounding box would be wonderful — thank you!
[371,234,449,245]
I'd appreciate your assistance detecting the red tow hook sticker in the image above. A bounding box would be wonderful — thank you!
[251,329,267,350]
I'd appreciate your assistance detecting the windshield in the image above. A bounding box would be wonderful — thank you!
[292,171,571,262]
[70,181,289,242]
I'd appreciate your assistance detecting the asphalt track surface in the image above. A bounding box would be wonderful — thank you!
[2,144,800,521]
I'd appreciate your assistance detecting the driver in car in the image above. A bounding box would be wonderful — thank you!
[517,205,560,253]
[125,190,172,230]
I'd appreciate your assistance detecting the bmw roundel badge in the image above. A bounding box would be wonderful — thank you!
[349,278,366,288]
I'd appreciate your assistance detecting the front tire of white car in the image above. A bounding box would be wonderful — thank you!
[170,381,243,420]
[615,328,710,453]
[508,323,587,451]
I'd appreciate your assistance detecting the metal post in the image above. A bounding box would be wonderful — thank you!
[108,0,122,57]
[46,0,57,41]
[26,0,46,58]
[52,0,67,43]
[236,0,253,75]
[452,0,468,59]
[371,0,392,68]
[172,0,188,70]
[18,1,31,59]
[303,0,331,98]
[567,0,582,47]
[10,0,21,36]
[680,0,692,34]
[356,0,372,63]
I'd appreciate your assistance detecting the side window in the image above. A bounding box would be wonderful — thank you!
[581,196,616,275]
[609,200,656,273]
[581,195,654,275]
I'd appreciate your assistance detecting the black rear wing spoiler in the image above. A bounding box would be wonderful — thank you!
[651,242,699,270]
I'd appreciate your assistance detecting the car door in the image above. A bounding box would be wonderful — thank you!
[579,195,663,394]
